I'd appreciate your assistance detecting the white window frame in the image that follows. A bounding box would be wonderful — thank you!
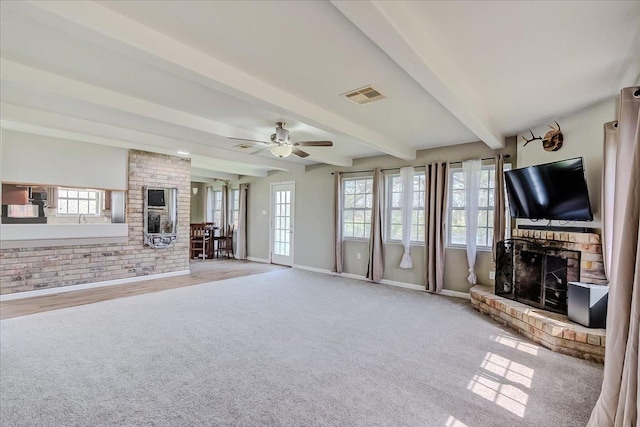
[342,176,374,240]
[447,164,511,250]
[386,172,425,244]
[229,188,240,228]
[57,187,101,216]
[207,189,223,225]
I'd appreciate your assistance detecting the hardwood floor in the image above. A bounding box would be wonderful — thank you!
[0,259,286,320]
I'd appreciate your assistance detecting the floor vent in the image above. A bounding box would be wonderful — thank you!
[342,86,385,105]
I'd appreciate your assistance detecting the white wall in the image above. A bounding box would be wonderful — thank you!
[1,130,128,190]
[240,139,517,294]
[516,97,618,229]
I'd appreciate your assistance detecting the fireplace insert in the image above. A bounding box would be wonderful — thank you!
[495,239,580,314]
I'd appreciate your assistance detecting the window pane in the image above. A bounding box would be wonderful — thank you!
[391,209,401,224]
[58,189,67,198]
[67,200,78,214]
[344,223,354,237]
[477,227,487,247]
[391,224,402,240]
[344,194,355,208]
[452,172,464,189]
[451,210,465,227]
[58,200,67,213]
[480,170,489,189]
[477,210,488,227]
[345,180,355,194]
[452,190,465,208]
[78,191,88,199]
[392,177,402,192]
[343,210,354,224]
[392,193,402,208]
[354,195,365,208]
[451,226,466,245]
[478,189,489,207]
[78,200,89,214]
[68,190,78,198]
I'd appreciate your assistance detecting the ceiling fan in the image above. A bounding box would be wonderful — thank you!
[228,122,333,158]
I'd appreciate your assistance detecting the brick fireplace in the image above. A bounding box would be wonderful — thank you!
[471,228,608,362]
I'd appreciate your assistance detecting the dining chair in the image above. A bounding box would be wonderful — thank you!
[190,223,211,260]
[216,224,235,258]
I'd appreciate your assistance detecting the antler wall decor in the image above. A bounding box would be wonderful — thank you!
[522,121,563,152]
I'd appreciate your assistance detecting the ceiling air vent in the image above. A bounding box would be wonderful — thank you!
[342,86,385,105]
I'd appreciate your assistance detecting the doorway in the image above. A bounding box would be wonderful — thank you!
[270,182,294,266]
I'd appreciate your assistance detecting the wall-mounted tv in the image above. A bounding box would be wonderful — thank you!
[147,189,166,207]
[504,157,593,221]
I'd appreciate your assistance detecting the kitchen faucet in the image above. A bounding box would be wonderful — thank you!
[78,213,87,224]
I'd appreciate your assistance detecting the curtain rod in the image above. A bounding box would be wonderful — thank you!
[331,154,511,175]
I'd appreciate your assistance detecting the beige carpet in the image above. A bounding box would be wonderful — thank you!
[0,268,603,426]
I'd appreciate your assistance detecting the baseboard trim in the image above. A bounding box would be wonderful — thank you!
[247,256,270,264]
[292,264,470,299]
[0,270,191,302]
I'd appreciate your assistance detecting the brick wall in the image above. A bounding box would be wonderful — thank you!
[0,150,191,294]
[511,229,607,285]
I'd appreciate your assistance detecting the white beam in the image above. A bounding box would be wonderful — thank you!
[332,1,504,149]
[0,103,305,175]
[190,169,239,181]
[6,1,415,160]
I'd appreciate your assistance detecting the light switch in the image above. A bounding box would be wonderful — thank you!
[261,210,267,215]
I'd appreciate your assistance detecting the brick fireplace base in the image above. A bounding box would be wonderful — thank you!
[471,285,605,363]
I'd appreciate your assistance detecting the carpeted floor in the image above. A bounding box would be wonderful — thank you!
[0,269,603,426]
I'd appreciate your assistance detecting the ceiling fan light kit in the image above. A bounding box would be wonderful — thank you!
[270,145,293,158]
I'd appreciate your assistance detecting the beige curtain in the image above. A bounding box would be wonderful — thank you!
[331,172,343,274]
[588,86,640,427]
[602,121,619,280]
[221,182,228,230]
[366,168,384,282]
[492,154,506,261]
[424,162,448,293]
[235,184,248,260]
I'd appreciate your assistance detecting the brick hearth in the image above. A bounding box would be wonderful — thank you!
[471,285,605,363]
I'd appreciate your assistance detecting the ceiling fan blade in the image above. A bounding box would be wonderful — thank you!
[294,140,333,147]
[292,147,310,158]
[227,136,270,145]
[250,146,272,155]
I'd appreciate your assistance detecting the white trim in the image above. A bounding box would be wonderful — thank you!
[292,264,470,299]
[270,181,295,267]
[247,256,270,264]
[0,270,190,302]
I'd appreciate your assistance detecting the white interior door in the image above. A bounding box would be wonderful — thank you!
[271,182,294,266]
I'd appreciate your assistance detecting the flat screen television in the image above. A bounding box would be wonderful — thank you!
[504,157,593,221]
[147,189,166,207]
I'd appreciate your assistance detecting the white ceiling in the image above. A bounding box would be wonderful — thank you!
[1,1,638,179]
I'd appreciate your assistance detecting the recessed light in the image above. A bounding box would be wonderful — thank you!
[177,151,190,156]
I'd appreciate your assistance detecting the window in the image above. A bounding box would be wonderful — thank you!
[387,173,425,242]
[343,177,373,239]
[229,189,240,227]
[207,189,223,225]
[57,188,100,215]
[448,165,510,248]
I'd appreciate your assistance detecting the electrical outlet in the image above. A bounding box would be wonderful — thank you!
[356,253,361,260]
[489,270,496,280]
